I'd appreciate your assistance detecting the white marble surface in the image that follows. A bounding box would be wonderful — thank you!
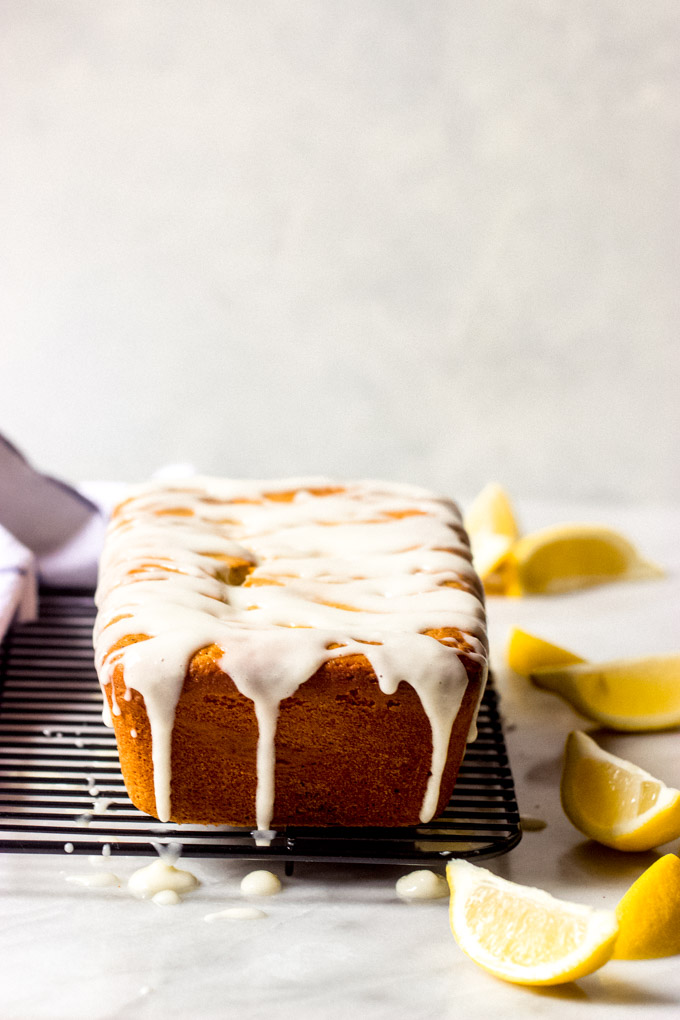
[1,502,679,1019]
[0,1,678,501]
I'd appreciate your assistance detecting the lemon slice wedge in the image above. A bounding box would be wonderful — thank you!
[561,731,680,851]
[468,532,515,581]
[464,484,519,590]
[531,653,680,731]
[503,523,663,596]
[507,627,586,677]
[613,854,680,959]
[464,483,520,541]
[446,860,618,986]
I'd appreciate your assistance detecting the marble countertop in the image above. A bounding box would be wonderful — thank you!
[1,503,679,1020]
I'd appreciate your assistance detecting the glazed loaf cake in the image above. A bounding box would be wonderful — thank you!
[93,478,488,830]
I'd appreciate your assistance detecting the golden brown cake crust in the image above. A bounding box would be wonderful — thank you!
[106,643,483,826]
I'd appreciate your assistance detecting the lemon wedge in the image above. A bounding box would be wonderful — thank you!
[446,860,618,986]
[468,532,515,583]
[561,731,680,851]
[531,653,680,731]
[502,523,663,596]
[613,854,680,959]
[507,627,586,677]
[464,483,520,541]
[464,484,519,590]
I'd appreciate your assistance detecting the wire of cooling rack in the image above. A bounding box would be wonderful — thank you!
[0,590,521,865]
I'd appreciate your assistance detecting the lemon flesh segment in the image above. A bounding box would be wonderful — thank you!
[506,523,664,595]
[614,854,680,959]
[560,731,680,851]
[446,860,618,986]
[464,483,520,541]
[506,627,586,677]
[531,654,680,731]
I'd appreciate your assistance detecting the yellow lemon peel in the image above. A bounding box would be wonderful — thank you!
[614,854,680,959]
[531,653,680,731]
[507,627,586,677]
[503,523,663,596]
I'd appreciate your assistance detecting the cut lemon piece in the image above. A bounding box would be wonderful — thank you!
[469,532,514,581]
[531,654,680,731]
[464,483,520,541]
[503,523,663,596]
[464,484,520,591]
[507,627,586,677]
[446,860,618,986]
[561,731,680,851]
[613,854,680,959]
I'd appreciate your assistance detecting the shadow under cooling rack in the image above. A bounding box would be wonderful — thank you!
[0,590,521,866]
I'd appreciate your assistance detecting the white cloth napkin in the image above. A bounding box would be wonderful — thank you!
[0,433,196,644]
[0,525,38,641]
[0,435,115,642]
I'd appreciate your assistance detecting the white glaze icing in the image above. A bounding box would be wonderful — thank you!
[152,889,181,906]
[240,870,282,897]
[127,858,199,900]
[205,907,267,921]
[520,815,548,831]
[93,477,488,829]
[395,869,449,901]
[66,872,119,888]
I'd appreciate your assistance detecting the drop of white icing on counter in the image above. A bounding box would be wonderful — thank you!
[204,907,267,921]
[240,870,282,897]
[152,889,181,906]
[520,815,547,832]
[128,858,199,900]
[395,870,449,901]
[66,872,120,888]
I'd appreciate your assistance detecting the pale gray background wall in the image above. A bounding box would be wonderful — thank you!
[1,0,678,502]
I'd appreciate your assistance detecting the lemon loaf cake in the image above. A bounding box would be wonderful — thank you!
[93,478,489,830]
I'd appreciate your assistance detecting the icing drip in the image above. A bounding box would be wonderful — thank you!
[93,477,488,828]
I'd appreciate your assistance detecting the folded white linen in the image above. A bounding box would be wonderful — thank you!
[0,433,112,641]
[0,525,38,643]
[0,432,196,643]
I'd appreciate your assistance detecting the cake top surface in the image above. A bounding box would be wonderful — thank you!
[95,475,486,651]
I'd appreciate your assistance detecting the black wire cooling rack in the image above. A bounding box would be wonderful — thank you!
[0,590,521,867]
